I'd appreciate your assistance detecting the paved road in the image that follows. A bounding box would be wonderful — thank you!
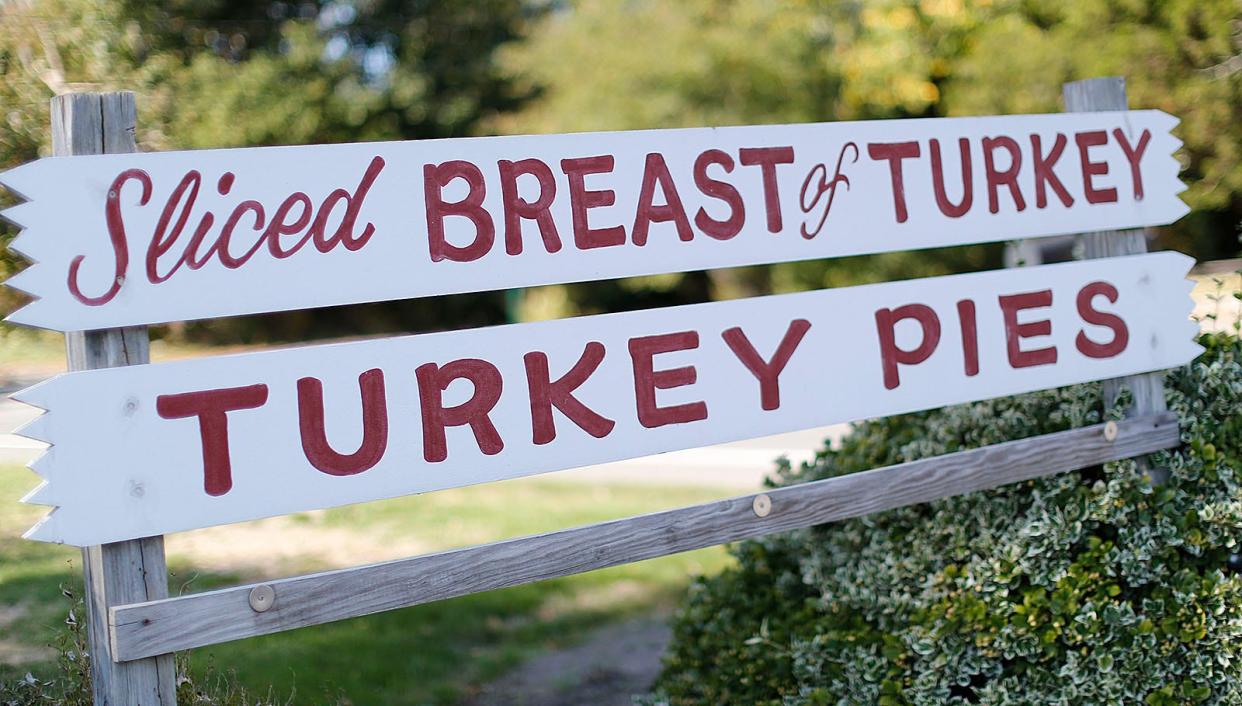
[0,396,44,465]
[0,394,845,489]
[552,424,845,488]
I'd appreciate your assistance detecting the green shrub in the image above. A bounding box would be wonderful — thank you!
[651,331,1242,706]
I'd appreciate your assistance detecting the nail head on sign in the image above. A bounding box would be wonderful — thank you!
[249,584,275,613]
[1103,421,1119,442]
[752,493,772,518]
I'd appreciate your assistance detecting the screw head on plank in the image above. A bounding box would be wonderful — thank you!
[1103,421,1119,442]
[249,585,275,613]
[752,494,772,518]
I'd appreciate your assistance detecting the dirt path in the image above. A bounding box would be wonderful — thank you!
[463,615,671,706]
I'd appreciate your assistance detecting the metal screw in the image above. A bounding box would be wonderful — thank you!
[1103,421,1119,442]
[752,493,772,518]
[249,584,275,613]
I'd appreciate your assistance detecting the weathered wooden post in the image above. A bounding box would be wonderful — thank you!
[53,91,176,705]
[1063,77,1171,483]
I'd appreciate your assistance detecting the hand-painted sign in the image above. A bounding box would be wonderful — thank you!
[15,252,1198,545]
[1,111,1185,331]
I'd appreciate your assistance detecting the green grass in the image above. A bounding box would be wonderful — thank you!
[0,465,735,704]
[0,327,64,369]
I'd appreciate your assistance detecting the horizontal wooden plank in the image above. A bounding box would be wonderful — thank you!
[16,253,1200,546]
[2,110,1187,331]
[110,413,1178,661]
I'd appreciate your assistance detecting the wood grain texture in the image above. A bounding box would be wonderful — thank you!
[54,91,177,706]
[110,414,1178,661]
[1063,78,1172,482]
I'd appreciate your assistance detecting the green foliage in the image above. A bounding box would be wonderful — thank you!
[2,0,1238,336]
[503,0,989,133]
[507,0,1240,319]
[0,586,91,705]
[944,0,1242,259]
[650,332,1242,705]
[504,0,1003,317]
[0,474,732,704]
[0,586,317,705]
[0,0,541,340]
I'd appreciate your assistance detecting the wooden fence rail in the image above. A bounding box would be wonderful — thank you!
[110,413,1178,661]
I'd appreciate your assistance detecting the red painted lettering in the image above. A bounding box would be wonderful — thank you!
[632,153,693,246]
[999,290,1057,368]
[983,136,1026,213]
[416,359,504,462]
[1076,281,1129,358]
[1112,128,1151,200]
[956,299,979,377]
[867,141,921,224]
[1031,133,1074,208]
[693,149,744,240]
[182,173,230,270]
[425,159,495,262]
[309,155,384,253]
[499,158,562,256]
[145,171,199,284]
[156,384,269,497]
[524,342,615,444]
[561,155,626,249]
[799,142,858,239]
[297,369,389,476]
[929,138,972,218]
[874,304,940,390]
[738,146,795,232]
[721,319,812,411]
[1076,131,1117,204]
[265,192,315,259]
[628,331,708,428]
[215,200,267,268]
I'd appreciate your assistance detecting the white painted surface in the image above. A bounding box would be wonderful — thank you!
[0,395,829,486]
[13,253,1199,545]
[0,398,45,463]
[2,111,1186,331]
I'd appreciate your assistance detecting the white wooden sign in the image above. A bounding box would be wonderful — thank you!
[15,252,1198,546]
[1,111,1186,331]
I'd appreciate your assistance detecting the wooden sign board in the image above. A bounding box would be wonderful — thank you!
[16,252,1198,546]
[1,111,1185,331]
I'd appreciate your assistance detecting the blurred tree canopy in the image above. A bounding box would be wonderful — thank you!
[0,0,542,340]
[504,0,1240,317]
[0,0,1237,340]
[941,0,1241,259]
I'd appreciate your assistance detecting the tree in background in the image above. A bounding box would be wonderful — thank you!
[0,0,1237,337]
[942,0,1241,260]
[503,0,1240,319]
[0,0,542,341]
[500,0,998,317]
